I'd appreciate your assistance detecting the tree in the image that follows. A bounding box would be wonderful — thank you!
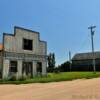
[58,61,70,72]
[47,53,56,72]
[52,53,56,68]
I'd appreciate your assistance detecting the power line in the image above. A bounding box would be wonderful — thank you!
[74,33,90,54]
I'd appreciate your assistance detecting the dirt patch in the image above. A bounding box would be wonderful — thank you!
[0,78,100,100]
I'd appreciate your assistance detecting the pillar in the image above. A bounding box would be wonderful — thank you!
[17,60,22,79]
[42,61,47,76]
[2,59,10,79]
[32,61,37,77]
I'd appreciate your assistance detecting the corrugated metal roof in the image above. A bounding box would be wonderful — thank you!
[72,52,100,60]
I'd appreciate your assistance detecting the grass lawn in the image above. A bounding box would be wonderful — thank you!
[0,72,100,84]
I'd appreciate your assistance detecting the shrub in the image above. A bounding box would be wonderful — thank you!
[9,74,17,81]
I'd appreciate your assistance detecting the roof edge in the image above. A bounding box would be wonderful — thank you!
[14,26,40,34]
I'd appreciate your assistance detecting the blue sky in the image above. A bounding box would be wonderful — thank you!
[0,0,100,65]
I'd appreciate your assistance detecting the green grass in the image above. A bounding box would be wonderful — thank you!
[0,72,100,84]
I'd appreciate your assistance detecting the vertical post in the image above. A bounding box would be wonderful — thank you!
[2,59,10,79]
[32,61,37,77]
[69,51,72,72]
[42,61,47,76]
[17,60,22,79]
[88,26,96,73]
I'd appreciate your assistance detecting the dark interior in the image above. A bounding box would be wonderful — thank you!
[9,61,17,72]
[23,38,33,50]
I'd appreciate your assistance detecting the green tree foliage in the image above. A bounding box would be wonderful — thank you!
[52,53,56,67]
[58,61,70,72]
[47,53,56,72]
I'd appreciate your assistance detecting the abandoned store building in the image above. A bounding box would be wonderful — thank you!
[72,52,100,71]
[0,26,47,79]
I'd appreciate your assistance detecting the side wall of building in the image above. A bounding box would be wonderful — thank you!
[72,59,100,71]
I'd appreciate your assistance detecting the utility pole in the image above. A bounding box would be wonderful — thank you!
[88,25,96,73]
[69,51,72,72]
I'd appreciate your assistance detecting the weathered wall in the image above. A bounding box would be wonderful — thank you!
[2,27,47,79]
[4,28,47,56]
[39,41,46,55]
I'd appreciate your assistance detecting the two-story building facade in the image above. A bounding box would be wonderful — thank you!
[0,26,47,79]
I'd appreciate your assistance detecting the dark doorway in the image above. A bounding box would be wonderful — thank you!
[22,62,33,77]
[9,61,17,73]
[9,61,17,78]
[37,62,42,75]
